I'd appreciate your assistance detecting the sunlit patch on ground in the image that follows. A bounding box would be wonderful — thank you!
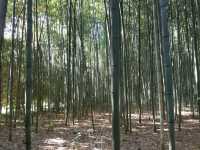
[44,138,66,145]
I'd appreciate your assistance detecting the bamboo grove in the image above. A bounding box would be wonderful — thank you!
[0,0,200,149]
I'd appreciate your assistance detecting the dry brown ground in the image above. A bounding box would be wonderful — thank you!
[0,111,200,150]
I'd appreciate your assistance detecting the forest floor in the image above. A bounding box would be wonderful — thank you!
[0,110,200,150]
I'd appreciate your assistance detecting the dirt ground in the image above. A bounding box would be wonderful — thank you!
[0,111,200,150]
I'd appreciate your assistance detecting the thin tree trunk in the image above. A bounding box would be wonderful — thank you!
[153,0,164,149]
[191,0,200,122]
[8,0,17,141]
[0,0,8,116]
[110,0,121,149]
[25,0,33,148]
[159,0,176,149]
[138,0,142,124]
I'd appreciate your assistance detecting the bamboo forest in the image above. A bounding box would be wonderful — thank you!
[0,0,200,149]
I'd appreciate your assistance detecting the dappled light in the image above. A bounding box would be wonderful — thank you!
[0,112,200,149]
